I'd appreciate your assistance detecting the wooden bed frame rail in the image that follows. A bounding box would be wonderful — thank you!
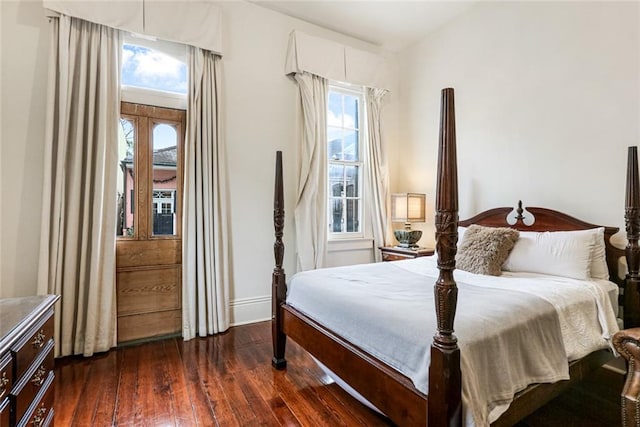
[272,89,640,426]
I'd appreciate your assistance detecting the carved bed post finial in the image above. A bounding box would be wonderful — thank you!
[516,200,525,223]
[626,146,640,329]
[428,88,462,427]
[272,151,287,369]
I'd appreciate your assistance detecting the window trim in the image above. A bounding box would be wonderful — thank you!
[327,83,366,241]
[121,85,187,110]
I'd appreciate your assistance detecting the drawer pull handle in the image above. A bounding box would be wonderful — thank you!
[31,366,47,387]
[31,406,47,426]
[0,372,8,398]
[32,330,46,348]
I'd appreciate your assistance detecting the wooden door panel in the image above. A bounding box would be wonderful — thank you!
[116,103,185,344]
[116,240,181,268]
[116,266,181,316]
[117,310,182,343]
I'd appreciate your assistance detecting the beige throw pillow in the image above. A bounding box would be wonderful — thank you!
[457,225,520,276]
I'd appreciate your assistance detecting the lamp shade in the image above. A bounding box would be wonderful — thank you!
[391,193,426,223]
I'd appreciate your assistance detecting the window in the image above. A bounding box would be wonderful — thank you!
[121,35,188,110]
[122,42,187,95]
[327,85,364,238]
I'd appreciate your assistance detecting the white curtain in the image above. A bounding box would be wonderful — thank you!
[292,72,328,271]
[182,46,231,339]
[365,88,390,261]
[37,15,121,357]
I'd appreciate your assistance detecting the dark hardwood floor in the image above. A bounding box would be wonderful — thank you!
[54,321,623,426]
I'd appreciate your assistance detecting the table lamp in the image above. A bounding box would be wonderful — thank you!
[391,193,426,248]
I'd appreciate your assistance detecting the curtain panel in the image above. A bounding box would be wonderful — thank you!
[292,72,329,272]
[365,88,391,261]
[182,47,231,339]
[286,31,391,269]
[37,15,121,357]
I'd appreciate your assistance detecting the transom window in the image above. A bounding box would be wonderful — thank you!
[122,42,187,95]
[327,85,364,238]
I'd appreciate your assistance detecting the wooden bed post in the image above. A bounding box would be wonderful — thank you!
[428,88,462,427]
[625,146,640,329]
[613,146,640,426]
[272,150,287,369]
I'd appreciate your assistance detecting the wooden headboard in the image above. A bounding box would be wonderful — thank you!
[458,200,624,289]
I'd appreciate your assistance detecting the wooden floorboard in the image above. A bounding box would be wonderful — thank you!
[55,321,623,426]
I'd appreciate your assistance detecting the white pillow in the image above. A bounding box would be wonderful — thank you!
[588,227,609,280]
[457,226,467,247]
[503,230,595,280]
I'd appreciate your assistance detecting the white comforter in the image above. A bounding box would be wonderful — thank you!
[286,256,619,426]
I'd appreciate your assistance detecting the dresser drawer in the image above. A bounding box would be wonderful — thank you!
[0,353,12,401]
[16,371,53,427]
[0,398,9,426]
[11,314,53,381]
[11,340,54,424]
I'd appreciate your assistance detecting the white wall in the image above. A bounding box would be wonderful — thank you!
[1,0,50,297]
[219,1,397,323]
[397,1,639,248]
[0,1,399,325]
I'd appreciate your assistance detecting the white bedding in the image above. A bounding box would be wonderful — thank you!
[286,256,619,426]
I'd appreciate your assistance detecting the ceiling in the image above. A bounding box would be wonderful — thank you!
[250,1,478,52]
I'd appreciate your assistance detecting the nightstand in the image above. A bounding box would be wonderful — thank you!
[379,246,435,261]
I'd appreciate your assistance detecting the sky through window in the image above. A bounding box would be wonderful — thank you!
[122,44,187,95]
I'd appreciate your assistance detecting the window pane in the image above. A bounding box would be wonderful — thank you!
[344,94,358,129]
[328,92,342,126]
[328,127,342,161]
[152,123,178,236]
[117,118,135,237]
[343,130,358,161]
[345,165,359,197]
[346,199,359,232]
[329,164,344,197]
[122,44,187,94]
[330,199,344,232]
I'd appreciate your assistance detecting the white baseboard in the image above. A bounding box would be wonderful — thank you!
[230,295,271,326]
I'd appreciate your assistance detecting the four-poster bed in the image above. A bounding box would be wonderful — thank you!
[271,88,640,426]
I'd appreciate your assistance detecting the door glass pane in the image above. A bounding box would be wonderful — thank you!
[152,123,178,236]
[117,118,135,237]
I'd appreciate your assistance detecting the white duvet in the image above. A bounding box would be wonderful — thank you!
[286,256,619,426]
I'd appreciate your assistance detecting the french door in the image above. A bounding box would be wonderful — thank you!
[115,102,185,343]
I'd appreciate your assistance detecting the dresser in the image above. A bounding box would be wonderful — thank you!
[0,295,59,427]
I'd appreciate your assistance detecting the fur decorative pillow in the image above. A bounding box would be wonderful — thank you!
[456,225,520,276]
